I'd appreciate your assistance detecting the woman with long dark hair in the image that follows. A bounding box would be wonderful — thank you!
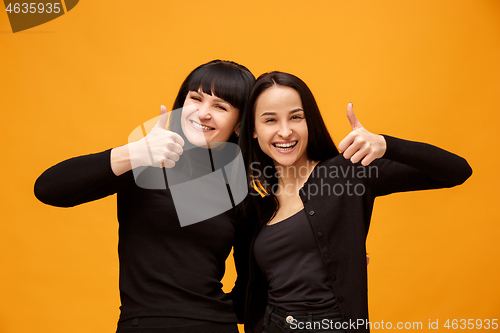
[239,71,472,333]
[34,60,254,333]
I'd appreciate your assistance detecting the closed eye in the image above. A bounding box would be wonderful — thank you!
[264,118,276,123]
[292,115,303,120]
[215,104,227,111]
[191,96,202,102]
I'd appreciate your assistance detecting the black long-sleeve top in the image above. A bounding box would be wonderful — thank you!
[244,135,472,333]
[34,148,250,323]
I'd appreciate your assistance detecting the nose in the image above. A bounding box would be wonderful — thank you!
[277,121,292,138]
[196,102,211,120]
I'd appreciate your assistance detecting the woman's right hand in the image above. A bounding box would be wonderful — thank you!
[130,105,185,168]
[111,106,185,176]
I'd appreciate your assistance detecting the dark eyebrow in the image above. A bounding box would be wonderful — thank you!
[213,98,230,104]
[259,108,303,117]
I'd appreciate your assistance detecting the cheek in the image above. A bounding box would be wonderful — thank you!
[253,122,263,138]
[228,117,239,131]
[253,129,266,148]
[255,125,270,142]
[229,111,240,129]
[257,137,269,154]
[180,110,189,126]
[221,114,239,133]
[182,95,191,108]
[181,99,190,119]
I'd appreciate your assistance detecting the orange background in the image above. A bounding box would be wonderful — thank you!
[1,1,499,332]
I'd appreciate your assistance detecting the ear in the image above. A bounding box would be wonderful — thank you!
[253,131,257,139]
[234,123,241,137]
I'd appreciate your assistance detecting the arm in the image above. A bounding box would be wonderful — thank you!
[371,135,472,196]
[34,105,185,207]
[338,103,472,195]
[34,149,132,207]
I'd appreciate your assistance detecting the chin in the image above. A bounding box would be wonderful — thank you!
[185,133,209,148]
[273,158,297,167]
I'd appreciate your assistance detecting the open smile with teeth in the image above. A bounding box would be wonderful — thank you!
[273,141,298,150]
[190,120,215,131]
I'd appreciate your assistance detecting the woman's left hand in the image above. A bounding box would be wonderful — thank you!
[338,103,387,166]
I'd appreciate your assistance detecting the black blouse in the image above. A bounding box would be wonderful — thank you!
[254,208,337,311]
[243,135,472,333]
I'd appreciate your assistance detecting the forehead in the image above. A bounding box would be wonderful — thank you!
[255,85,302,114]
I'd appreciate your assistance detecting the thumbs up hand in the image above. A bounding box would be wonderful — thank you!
[130,105,185,169]
[338,103,386,166]
[111,106,187,176]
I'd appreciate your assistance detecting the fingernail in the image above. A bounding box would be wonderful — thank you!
[349,102,353,107]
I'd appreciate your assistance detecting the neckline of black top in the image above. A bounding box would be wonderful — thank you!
[266,208,305,227]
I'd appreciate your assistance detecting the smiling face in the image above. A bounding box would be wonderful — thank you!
[181,90,240,148]
[253,85,309,168]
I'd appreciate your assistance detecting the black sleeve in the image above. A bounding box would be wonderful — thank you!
[370,135,472,197]
[34,149,134,207]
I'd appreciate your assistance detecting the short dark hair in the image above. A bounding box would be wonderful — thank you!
[239,71,339,195]
[168,60,255,145]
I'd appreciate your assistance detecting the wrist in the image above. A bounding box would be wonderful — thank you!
[110,144,134,176]
[378,134,387,157]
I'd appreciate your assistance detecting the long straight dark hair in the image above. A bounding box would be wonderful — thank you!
[239,71,339,199]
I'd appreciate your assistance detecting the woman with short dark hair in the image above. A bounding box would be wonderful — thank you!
[34,60,254,333]
[239,71,472,333]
